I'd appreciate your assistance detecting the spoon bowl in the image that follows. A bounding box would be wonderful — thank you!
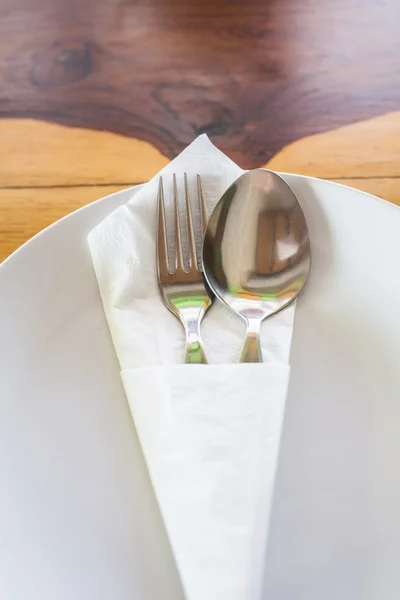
[202,169,311,362]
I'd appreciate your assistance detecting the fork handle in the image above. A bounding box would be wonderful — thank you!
[184,319,208,364]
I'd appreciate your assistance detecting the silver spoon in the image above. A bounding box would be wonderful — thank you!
[202,169,311,363]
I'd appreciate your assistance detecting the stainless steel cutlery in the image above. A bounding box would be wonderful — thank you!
[157,173,212,363]
[202,169,311,363]
[157,169,311,364]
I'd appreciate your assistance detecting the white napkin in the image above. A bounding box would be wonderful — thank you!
[88,135,295,600]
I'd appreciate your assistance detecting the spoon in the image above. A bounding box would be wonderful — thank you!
[202,169,311,363]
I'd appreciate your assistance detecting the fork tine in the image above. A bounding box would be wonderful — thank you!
[184,172,198,271]
[197,174,208,236]
[157,176,170,276]
[173,174,185,272]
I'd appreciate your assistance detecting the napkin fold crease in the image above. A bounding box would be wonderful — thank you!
[88,135,295,600]
[122,364,288,600]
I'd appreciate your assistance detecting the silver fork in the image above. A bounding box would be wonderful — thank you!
[157,173,212,364]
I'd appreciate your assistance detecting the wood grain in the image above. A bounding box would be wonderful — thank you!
[1,0,400,262]
[2,175,398,263]
[1,111,400,262]
[1,0,400,164]
[0,119,168,187]
[267,112,400,179]
[0,185,126,261]
[2,112,400,188]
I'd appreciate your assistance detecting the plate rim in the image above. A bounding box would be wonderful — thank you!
[1,172,399,271]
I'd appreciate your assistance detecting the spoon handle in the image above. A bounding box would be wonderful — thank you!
[240,322,262,363]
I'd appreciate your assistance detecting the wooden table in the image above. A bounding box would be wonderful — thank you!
[1,0,400,262]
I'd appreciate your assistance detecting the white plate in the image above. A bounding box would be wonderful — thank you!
[1,176,399,600]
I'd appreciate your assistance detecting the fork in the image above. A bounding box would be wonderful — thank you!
[157,173,212,364]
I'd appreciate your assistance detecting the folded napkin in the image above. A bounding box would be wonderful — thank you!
[88,135,295,600]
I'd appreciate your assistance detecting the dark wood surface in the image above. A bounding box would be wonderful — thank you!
[1,0,400,165]
[1,0,400,260]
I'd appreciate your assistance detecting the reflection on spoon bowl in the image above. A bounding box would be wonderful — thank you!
[202,169,311,363]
